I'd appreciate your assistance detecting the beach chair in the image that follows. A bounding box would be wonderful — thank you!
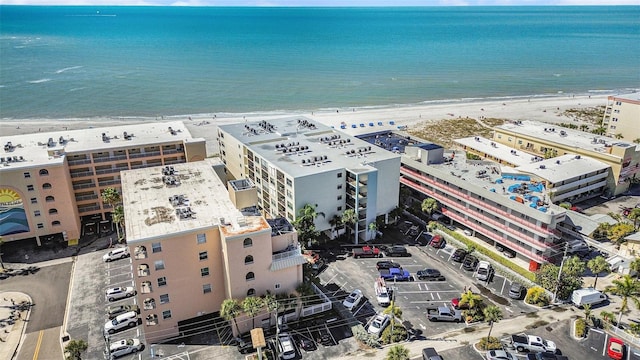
[389,121,395,125]
[340,125,346,129]
[377,122,383,126]
[359,123,365,128]
[351,124,357,128]
[369,122,374,127]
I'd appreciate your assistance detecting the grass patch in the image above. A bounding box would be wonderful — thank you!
[525,312,539,318]
[525,320,549,329]
[561,106,605,125]
[462,327,476,333]
[407,117,507,149]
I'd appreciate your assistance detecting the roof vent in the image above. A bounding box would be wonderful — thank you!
[540,165,546,169]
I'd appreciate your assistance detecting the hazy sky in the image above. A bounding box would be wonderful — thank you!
[0,0,636,7]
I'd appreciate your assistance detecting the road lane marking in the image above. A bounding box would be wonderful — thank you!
[32,330,44,360]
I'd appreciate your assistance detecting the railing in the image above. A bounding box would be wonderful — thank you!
[73,183,96,190]
[130,151,161,158]
[606,324,640,347]
[78,205,100,213]
[98,180,120,187]
[93,154,128,163]
[162,149,183,155]
[300,283,332,317]
[67,158,92,166]
[75,194,98,201]
[272,246,302,261]
[95,168,125,175]
[70,171,94,178]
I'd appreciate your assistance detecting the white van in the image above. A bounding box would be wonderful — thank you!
[103,247,130,262]
[571,288,607,308]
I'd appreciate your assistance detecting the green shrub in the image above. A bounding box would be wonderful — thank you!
[525,286,550,307]
[352,325,380,348]
[575,318,587,338]
[629,323,640,336]
[380,320,407,345]
[478,336,502,350]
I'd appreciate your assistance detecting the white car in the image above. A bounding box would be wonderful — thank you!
[486,349,515,360]
[367,313,390,336]
[475,261,493,281]
[105,286,137,302]
[277,332,296,360]
[342,289,363,311]
[104,311,139,334]
[109,338,144,359]
[103,247,130,262]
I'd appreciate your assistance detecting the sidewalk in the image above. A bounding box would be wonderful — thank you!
[0,292,33,360]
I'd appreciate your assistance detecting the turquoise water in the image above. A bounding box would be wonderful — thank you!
[1,6,639,119]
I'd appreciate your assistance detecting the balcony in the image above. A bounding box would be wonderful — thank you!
[67,158,92,166]
[73,182,96,190]
[93,154,128,163]
[271,245,307,271]
[143,298,156,310]
[98,180,120,187]
[75,194,99,201]
[141,281,152,294]
[70,171,94,178]
[78,205,100,213]
[138,264,150,277]
[162,148,184,155]
[129,151,161,159]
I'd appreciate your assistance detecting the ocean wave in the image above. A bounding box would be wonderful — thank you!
[69,87,87,92]
[28,78,52,84]
[56,66,83,74]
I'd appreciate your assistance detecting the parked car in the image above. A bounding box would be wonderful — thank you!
[571,288,607,308]
[416,268,445,281]
[105,287,137,302]
[367,313,391,336]
[430,235,445,248]
[475,261,494,281]
[108,338,144,359]
[607,337,625,360]
[104,311,139,334]
[277,333,296,360]
[342,289,363,311]
[451,248,467,262]
[422,347,443,360]
[384,245,409,257]
[450,297,469,310]
[526,353,568,360]
[508,283,527,300]
[462,255,478,271]
[486,349,516,360]
[107,304,140,319]
[102,247,130,262]
[297,336,317,352]
[417,233,433,246]
[376,260,401,270]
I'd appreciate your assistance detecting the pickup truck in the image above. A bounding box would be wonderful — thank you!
[379,267,411,282]
[426,306,462,322]
[505,334,557,353]
[352,246,382,259]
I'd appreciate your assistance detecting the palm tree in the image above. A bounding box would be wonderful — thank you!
[262,292,278,328]
[483,305,503,346]
[341,208,357,243]
[591,126,607,135]
[634,138,640,144]
[102,187,122,237]
[600,310,615,326]
[628,208,640,230]
[242,296,265,330]
[614,133,624,139]
[220,299,243,335]
[64,339,88,360]
[593,222,612,241]
[368,222,378,240]
[583,304,592,324]
[579,124,589,131]
[328,214,342,238]
[587,256,610,289]
[420,198,438,218]
[385,344,410,360]
[293,203,325,248]
[630,258,640,278]
[607,212,622,223]
[112,205,125,241]
[389,206,403,224]
[607,274,640,326]
[459,290,483,314]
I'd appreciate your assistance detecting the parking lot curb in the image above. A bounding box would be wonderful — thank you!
[60,256,77,355]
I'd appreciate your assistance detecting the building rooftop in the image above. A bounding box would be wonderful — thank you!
[0,121,198,170]
[121,159,269,243]
[455,136,538,167]
[563,211,618,238]
[494,120,635,157]
[609,92,640,102]
[218,117,400,177]
[514,154,610,185]
[356,131,442,154]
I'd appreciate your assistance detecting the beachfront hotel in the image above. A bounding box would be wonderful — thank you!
[492,120,640,196]
[217,117,401,243]
[359,131,567,270]
[602,92,640,142]
[121,159,304,342]
[454,136,612,205]
[0,121,205,247]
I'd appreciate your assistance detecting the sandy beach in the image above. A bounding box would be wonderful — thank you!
[0,94,607,156]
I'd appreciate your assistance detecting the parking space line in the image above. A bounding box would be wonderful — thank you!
[397,290,461,294]
[436,293,441,300]
[505,307,513,313]
[430,293,434,300]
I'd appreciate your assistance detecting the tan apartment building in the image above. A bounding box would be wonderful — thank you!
[0,122,205,248]
[602,93,640,141]
[217,118,401,243]
[121,159,304,342]
[492,120,640,196]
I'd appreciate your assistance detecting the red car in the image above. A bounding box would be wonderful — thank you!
[607,337,625,360]
[450,298,470,310]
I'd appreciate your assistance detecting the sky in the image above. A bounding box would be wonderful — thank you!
[0,0,637,7]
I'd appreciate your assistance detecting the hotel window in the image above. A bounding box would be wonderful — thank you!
[508,137,512,141]
[39,169,49,176]
[610,126,616,129]
[337,173,342,178]
[152,242,162,253]
[201,267,210,277]
[157,277,167,287]
[337,195,342,200]
[27,185,34,191]
[24,172,31,178]
[246,272,255,281]
[154,260,165,270]
[52,221,61,226]
[34,211,41,217]
[337,184,342,190]
[37,223,44,229]
[203,284,212,294]
[159,294,170,304]
[46,196,54,202]
[275,283,281,289]
[42,183,52,190]
[197,233,206,244]
[337,206,342,211]
[49,208,58,215]
[31,198,37,204]
[247,288,255,296]
[245,255,254,265]
[199,251,208,260]
[243,238,253,248]
[162,310,172,319]
[286,178,292,187]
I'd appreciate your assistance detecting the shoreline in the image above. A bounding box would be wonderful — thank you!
[0,94,612,157]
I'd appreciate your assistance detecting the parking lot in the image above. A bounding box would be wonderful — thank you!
[66,247,144,360]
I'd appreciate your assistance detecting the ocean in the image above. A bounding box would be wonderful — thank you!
[0,6,639,119]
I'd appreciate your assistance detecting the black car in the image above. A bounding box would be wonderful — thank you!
[416,268,445,281]
[376,260,401,270]
[297,336,317,352]
[384,245,409,257]
[451,248,467,262]
[416,233,433,246]
[526,353,568,360]
[462,255,478,271]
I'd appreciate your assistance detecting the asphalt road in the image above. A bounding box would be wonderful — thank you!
[0,261,72,360]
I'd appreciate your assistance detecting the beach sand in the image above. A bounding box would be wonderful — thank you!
[0,95,606,156]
